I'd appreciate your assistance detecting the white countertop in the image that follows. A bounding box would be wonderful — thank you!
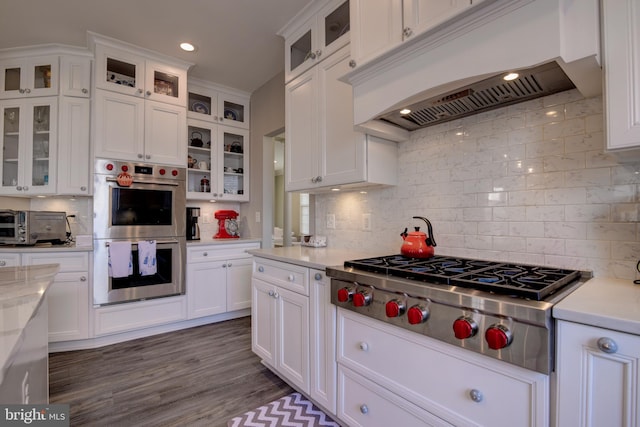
[553,277,640,335]
[0,264,59,384]
[0,243,92,252]
[248,246,383,270]
[187,238,262,246]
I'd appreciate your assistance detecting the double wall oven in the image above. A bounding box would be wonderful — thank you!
[93,158,186,305]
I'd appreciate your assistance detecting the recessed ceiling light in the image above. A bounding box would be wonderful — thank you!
[180,42,196,52]
[503,72,519,81]
[400,108,411,115]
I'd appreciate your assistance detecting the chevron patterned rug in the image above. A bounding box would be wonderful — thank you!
[228,392,340,426]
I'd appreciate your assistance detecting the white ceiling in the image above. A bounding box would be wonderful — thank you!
[0,0,313,93]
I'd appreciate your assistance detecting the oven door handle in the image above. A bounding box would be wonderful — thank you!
[105,177,180,187]
[105,239,180,247]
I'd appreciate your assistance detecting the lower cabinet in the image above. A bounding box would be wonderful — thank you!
[22,251,90,342]
[186,242,259,319]
[555,320,640,427]
[251,258,337,412]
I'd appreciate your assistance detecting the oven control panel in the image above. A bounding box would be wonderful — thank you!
[95,158,185,181]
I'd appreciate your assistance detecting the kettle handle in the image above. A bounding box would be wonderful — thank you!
[412,216,436,247]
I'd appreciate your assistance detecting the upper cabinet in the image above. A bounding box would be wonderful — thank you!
[59,55,91,98]
[602,0,640,157]
[281,0,350,83]
[187,79,250,129]
[349,0,479,70]
[0,55,59,99]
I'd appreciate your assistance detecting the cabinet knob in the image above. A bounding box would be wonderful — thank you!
[258,266,264,272]
[137,154,144,159]
[314,272,322,281]
[203,252,208,257]
[146,90,152,96]
[308,51,317,60]
[16,186,22,191]
[80,186,87,191]
[273,291,279,299]
[82,88,88,94]
[359,342,369,352]
[22,186,28,191]
[403,27,413,38]
[268,290,274,296]
[0,261,5,266]
[469,389,483,403]
[359,404,369,414]
[80,276,87,281]
[19,88,25,94]
[348,59,357,68]
[316,176,322,183]
[137,88,144,94]
[223,263,227,268]
[228,263,232,268]
[145,154,151,159]
[287,274,295,281]
[315,49,322,59]
[597,337,618,354]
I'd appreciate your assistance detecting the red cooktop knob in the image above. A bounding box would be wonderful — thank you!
[172,169,178,176]
[106,163,114,171]
[337,287,353,303]
[385,300,405,318]
[121,165,128,172]
[453,317,478,339]
[159,168,166,175]
[407,305,429,325]
[353,290,372,307]
[485,324,513,350]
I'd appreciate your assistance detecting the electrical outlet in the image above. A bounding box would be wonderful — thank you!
[326,213,336,229]
[362,213,372,231]
[255,211,261,223]
[201,213,211,224]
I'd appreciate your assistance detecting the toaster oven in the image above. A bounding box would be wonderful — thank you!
[0,210,67,245]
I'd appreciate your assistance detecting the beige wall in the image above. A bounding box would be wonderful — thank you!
[243,71,286,241]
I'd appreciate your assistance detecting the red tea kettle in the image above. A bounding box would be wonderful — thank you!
[400,216,436,258]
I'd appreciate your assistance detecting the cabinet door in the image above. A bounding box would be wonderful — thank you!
[285,16,317,83]
[188,85,218,122]
[317,0,351,62]
[603,0,640,152]
[0,253,20,267]
[252,278,277,366]
[144,59,187,107]
[95,44,145,97]
[217,91,249,129]
[216,126,249,201]
[403,1,471,39]
[276,285,310,393]
[94,89,145,162]
[144,99,186,166]
[187,259,227,319]
[285,67,319,191]
[226,257,253,311]
[46,272,90,342]
[556,321,640,427]
[186,118,215,198]
[57,97,90,195]
[60,55,91,98]
[350,0,403,68]
[319,46,366,187]
[0,56,59,99]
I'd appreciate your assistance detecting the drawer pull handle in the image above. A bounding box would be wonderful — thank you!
[258,266,264,272]
[287,274,295,281]
[359,404,369,414]
[359,342,369,352]
[597,337,618,354]
[314,272,322,280]
[469,389,483,403]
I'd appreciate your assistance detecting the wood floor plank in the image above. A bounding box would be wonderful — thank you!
[49,316,294,427]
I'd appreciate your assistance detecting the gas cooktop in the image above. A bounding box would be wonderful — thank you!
[344,254,581,301]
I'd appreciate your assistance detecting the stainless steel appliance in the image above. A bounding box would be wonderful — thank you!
[186,207,200,240]
[0,210,67,245]
[93,159,186,306]
[327,255,589,374]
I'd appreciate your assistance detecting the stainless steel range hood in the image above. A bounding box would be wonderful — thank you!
[377,62,575,131]
[345,0,602,141]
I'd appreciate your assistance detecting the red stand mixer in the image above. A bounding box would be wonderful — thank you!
[214,210,240,239]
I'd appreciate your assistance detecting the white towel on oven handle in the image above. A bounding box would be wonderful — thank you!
[138,240,157,276]
[108,241,133,278]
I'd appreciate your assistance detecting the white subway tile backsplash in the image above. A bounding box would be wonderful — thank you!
[316,92,640,279]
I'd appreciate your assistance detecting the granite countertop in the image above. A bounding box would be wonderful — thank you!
[0,264,59,384]
[553,277,640,336]
[248,246,383,270]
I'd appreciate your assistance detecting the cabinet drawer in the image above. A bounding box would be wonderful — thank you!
[0,253,20,267]
[22,251,89,272]
[253,258,308,296]
[338,366,451,427]
[337,309,548,427]
[187,243,259,263]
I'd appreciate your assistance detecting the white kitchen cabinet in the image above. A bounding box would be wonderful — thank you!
[59,55,91,98]
[602,0,640,156]
[187,79,250,130]
[555,320,640,427]
[349,0,475,69]
[285,45,397,192]
[281,0,350,83]
[94,89,186,166]
[0,97,57,195]
[0,253,20,268]
[22,252,90,343]
[186,118,215,198]
[337,309,549,427]
[186,242,259,319]
[0,55,59,99]
[57,96,90,195]
[252,258,310,393]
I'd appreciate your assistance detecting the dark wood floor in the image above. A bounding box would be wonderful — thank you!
[49,316,294,427]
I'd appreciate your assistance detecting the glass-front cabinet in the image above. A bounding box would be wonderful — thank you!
[0,56,59,99]
[186,119,215,199]
[1,97,57,195]
[283,0,350,82]
[187,80,250,129]
[216,126,249,202]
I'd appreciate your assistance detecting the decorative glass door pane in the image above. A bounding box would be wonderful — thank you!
[291,30,312,72]
[324,0,350,47]
[31,104,50,187]
[222,101,244,124]
[222,131,244,196]
[33,64,52,89]
[2,107,20,188]
[154,71,179,99]
[188,92,212,118]
[4,68,20,92]
[106,57,137,87]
